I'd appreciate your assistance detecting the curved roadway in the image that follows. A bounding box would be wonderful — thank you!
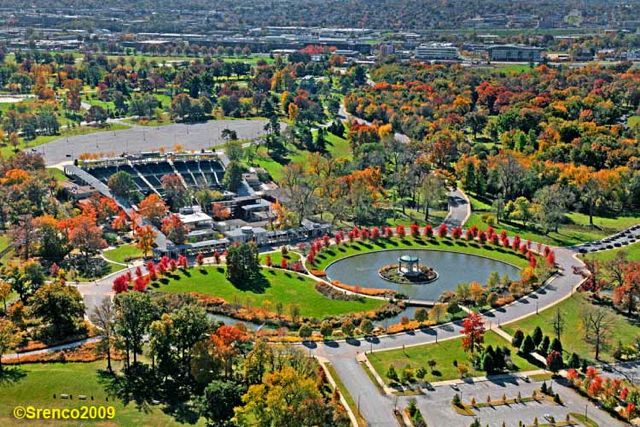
[304,246,585,426]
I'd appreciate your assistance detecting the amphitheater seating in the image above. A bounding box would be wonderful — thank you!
[81,156,225,198]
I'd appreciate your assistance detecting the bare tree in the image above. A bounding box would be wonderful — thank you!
[419,173,447,222]
[551,307,564,341]
[581,306,614,360]
[10,214,37,260]
[280,163,317,225]
[90,298,116,373]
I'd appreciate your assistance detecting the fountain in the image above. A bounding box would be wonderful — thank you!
[378,254,438,284]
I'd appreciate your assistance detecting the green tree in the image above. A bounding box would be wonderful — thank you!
[341,319,355,337]
[520,335,536,354]
[482,352,495,374]
[114,292,156,368]
[222,161,243,191]
[414,308,428,324]
[107,171,135,199]
[3,260,45,303]
[319,321,333,338]
[386,365,399,382]
[532,326,543,347]
[198,380,245,426]
[226,242,260,284]
[30,282,85,339]
[360,318,374,336]
[298,323,312,339]
[0,319,20,371]
[550,337,563,354]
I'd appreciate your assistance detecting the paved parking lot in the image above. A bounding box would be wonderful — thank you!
[574,224,640,253]
[36,119,268,166]
[399,377,625,427]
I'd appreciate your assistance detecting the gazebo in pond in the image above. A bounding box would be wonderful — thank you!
[398,255,421,277]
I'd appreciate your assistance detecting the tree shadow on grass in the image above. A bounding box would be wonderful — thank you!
[97,364,159,414]
[98,366,200,424]
[230,273,271,294]
[0,366,27,385]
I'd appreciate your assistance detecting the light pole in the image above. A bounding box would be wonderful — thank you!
[585,403,588,421]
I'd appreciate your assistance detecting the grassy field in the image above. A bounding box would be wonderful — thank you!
[491,63,534,74]
[629,115,640,128]
[502,293,640,362]
[466,195,640,247]
[103,244,144,264]
[258,250,302,266]
[0,361,200,426]
[323,132,351,160]
[155,266,384,318]
[309,237,530,271]
[368,331,539,384]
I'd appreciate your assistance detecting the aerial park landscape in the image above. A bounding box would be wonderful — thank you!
[0,1,639,426]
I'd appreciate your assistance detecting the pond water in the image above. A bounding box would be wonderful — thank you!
[325,249,521,301]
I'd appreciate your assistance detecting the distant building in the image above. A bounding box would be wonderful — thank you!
[415,43,459,61]
[379,44,395,56]
[626,50,640,61]
[487,45,543,62]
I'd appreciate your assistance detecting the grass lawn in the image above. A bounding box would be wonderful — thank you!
[466,195,640,247]
[384,207,448,227]
[155,266,384,318]
[491,63,534,74]
[324,132,352,160]
[629,115,640,128]
[309,237,530,271]
[368,331,538,384]
[246,131,350,182]
[582,242,640,263]
[46,167,68,183]
[502,293,640,362]
[0,360,200,426]
[103,244,144,264]
[258,250,302,266]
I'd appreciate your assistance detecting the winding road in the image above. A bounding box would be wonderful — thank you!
[304,245,585,426]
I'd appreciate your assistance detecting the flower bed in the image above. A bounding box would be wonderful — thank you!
[330,280,397,298]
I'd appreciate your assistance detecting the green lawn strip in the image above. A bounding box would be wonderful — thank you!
[0,233,11,253]
[46,168,68,183]
[368,330,538,385]
[502,293,640,362]
[103,244,144,264]
[582,242,640,263]
[310,237,529,271]
[258,251,301,266]
[325,363,366,427]
[155,266,384,318]
[0,361,200,426]
[569,412,599,427]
